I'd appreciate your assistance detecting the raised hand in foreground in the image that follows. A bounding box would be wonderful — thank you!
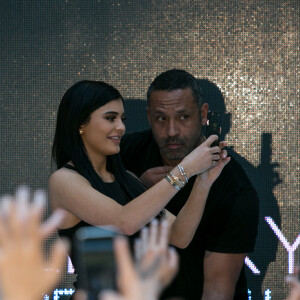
[286,268,300,300]
[95,219,178,300]
[0,186,67,300]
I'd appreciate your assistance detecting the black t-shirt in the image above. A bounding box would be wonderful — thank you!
[120,129,259,300]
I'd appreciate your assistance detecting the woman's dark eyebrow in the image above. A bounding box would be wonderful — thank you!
[104,111,119,115]
[104,111,126,117]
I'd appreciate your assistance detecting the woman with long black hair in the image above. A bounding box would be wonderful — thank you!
[49,80,229,262]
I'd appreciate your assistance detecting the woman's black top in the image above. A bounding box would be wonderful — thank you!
[58,164,130,285]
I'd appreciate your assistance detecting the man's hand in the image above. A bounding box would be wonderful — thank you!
[140,166,174,188]
[139,139,229,189]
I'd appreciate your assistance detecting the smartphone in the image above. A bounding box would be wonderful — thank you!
[74,226,117,300]
[206,111,221,147]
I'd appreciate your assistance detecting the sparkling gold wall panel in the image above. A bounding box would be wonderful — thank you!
[0,1,299,299]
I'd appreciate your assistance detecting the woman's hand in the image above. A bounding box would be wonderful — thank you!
[180,135,222,178]
[196,141,231,189]
[180,135,230,181]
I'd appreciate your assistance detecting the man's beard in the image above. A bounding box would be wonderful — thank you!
[158,134,204,162]
[162,149,186,161]
[159,137,191,161]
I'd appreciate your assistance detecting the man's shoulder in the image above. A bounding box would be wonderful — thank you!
[199,155,259,254]
[206,155,259,222]
[216,155,255,191]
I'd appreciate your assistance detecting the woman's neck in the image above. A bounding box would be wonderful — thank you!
[91,156,115,183]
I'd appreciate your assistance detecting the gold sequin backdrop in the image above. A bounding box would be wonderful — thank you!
[0,0,299,299]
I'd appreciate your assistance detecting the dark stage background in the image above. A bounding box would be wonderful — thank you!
[0,1,299,299]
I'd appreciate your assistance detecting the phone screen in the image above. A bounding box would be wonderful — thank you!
[83,238,115,293]
[206,111,221,147]
[74,227,117,298]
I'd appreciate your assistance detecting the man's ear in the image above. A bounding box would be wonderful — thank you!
[201,103,209,126]
[146,106,152,126]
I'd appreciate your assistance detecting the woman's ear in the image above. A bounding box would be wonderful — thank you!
[79,126,84,135]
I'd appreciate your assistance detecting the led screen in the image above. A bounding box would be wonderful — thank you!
[0,1,299,299]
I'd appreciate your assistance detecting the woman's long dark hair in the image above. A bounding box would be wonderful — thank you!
[52,80,145,201]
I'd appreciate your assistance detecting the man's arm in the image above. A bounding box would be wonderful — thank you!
[140,166,173,188]
[202,251,246,300]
